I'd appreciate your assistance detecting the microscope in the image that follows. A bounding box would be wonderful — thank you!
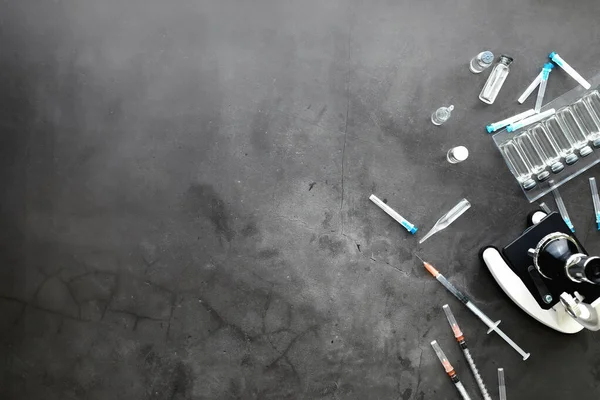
[481,210,600,333]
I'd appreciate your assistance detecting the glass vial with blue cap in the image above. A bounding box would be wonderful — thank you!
[469,51,494,73]
[479,55,513,104]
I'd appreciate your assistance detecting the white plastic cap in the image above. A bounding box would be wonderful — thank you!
[452,146,469,161]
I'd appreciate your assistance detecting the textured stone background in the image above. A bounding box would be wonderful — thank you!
[2,0,600,399]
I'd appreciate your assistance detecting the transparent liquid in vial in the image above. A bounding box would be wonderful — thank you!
[501,141,536,190]
[543,115,579,164]
[572,99,600,147]
[584,90,600,120]
[556,107,592,156]
[515,132,550,181]
[529,123,564,173]
[479,55,513,104]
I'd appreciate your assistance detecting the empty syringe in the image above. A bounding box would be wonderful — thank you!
[551,184,575,232]
[549,52,591,90]
[589,177,600,230]
[430,340,472,400]
[443,304,492,400]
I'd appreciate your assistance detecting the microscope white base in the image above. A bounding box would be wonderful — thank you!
[481,247,584,334]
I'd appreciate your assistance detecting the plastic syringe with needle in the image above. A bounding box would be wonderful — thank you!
[590,177,600,231]
[443,304,492,400]
[551,184,575,233]
[430,340,472,400]
[549,52,591,90]
[422,260,530,360]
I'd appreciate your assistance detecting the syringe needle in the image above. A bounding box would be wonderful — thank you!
[589,177,600,230]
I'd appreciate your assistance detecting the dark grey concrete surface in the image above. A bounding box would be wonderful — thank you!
[2,0,600,399]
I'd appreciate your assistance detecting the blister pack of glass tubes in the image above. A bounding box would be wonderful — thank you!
[493,73,600,203]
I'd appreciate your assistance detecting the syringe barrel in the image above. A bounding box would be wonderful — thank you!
[466,302,530,360]
[488,109,536,132]
[437,275,469,304]
[589,178,600,215]
[550,53,591,89]
[463,348,492,400]
[454,381,472,400]
[535,77,549,113]
[518,72,542,104]
[498,368,507,400]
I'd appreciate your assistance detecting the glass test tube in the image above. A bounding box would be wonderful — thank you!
[544,115,579,165]
[501,141,537,190]
[556,107,593,157]
[529,124,565,173]
[572,99,600,147]
[515,132,550,181]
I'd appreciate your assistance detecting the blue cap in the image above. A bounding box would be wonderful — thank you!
[549,52,557,59]
[486,125,494,133]
[481,51,494,64]
[544,62,555,70]
[597,222,600,231]
[409,226,418,235]
[506,125,514,132]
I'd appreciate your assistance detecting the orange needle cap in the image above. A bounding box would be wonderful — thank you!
[423,261,440,277]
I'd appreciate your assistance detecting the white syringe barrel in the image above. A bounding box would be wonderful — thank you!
[487,109,536,133]
[369,194,417,234]
[507,108,556,132]
[466,302,530,360]
[518,71,543,104]
[550,52,591,90]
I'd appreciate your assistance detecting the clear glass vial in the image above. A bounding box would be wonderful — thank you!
[447,146,469,163]
[544,116,579,165]
[556,106,593,157]
[572,99,600,147]
[479,55,513,104]
[469,51,494,73]
[515,132,550,181]
[431,105,454,125]
[501,141,537,190]
[529,123,564,173]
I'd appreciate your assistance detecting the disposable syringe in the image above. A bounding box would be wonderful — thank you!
[506,108,556,132]
[369,194,417,234]
[498,368,507,400]
[534,63,554,113]
[589,177,600,230]
[551,184,575,232]
[518,71,543,104]
[430,340,472,400]
[486,109,536,133]
[549,52,591,90]
[423,260,530,360]
[443,304,492,400]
